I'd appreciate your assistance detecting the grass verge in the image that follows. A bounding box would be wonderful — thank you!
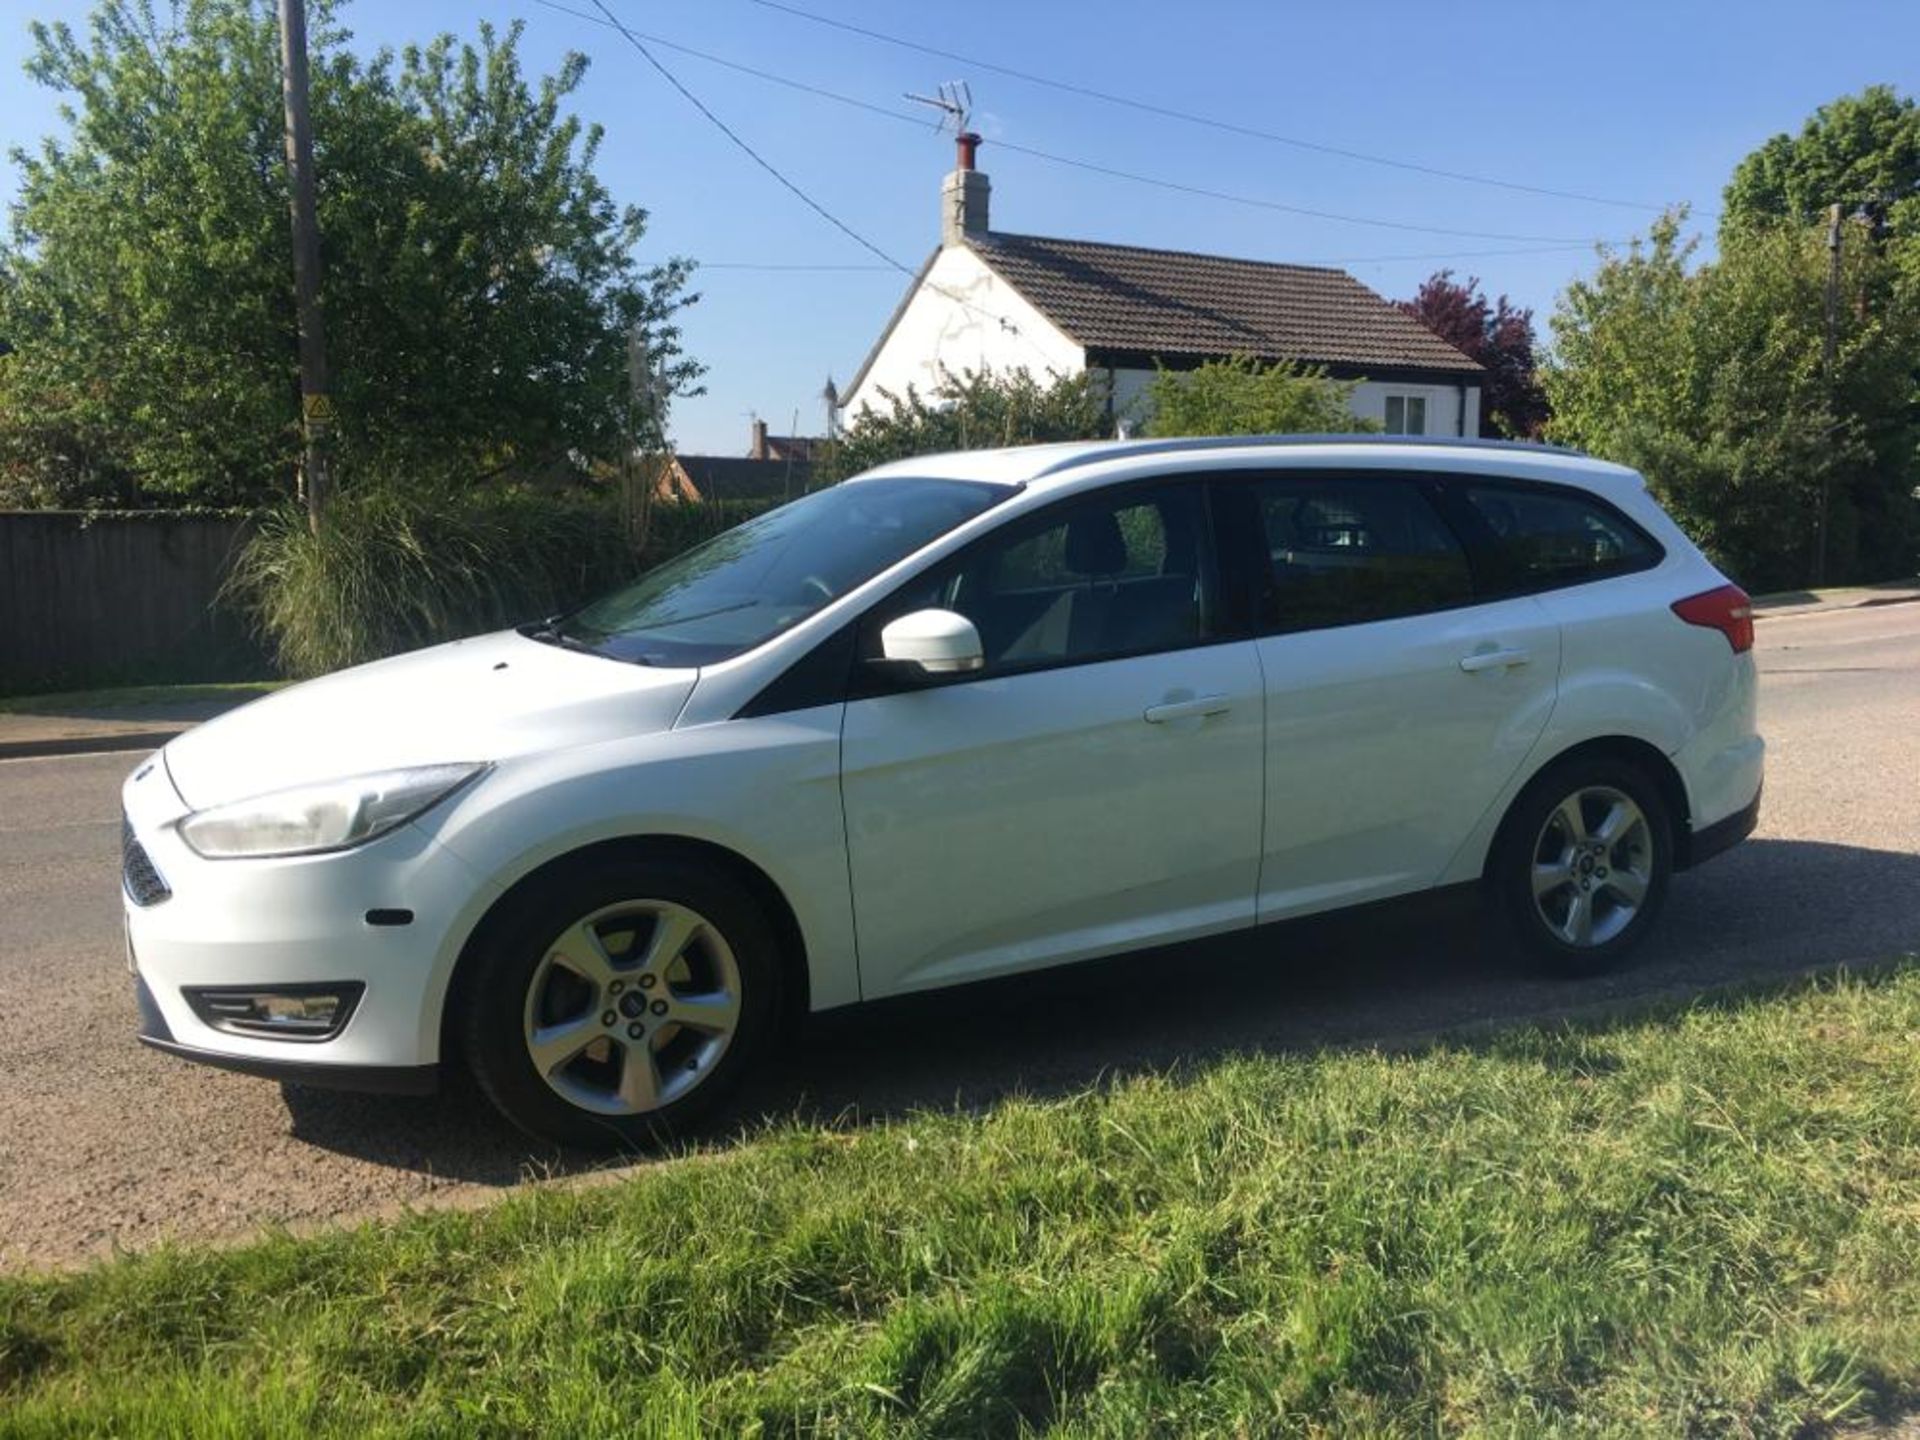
[5,967,1920,1436]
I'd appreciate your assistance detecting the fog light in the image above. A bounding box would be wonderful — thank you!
[184,983,364,1041]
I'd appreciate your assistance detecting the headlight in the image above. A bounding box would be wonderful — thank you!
[177,763,488,860]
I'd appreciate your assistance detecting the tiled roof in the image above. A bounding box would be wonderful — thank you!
[672,455,811,503]
[972,232,1483,376]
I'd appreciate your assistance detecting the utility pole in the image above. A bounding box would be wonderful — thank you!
[278,0,332,530]
[1813,201,1844,585]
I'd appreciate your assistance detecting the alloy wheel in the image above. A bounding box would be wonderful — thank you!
[521,899,742,1116]
[1529,785,1654,949]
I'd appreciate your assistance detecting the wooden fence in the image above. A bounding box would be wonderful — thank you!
[0,512,272,694]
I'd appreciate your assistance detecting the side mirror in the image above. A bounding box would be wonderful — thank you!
[876,608,984,678]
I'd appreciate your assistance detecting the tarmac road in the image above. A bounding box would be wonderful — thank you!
[2,600,1917,1269]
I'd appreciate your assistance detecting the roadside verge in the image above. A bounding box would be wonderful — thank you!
[0,683,276,761]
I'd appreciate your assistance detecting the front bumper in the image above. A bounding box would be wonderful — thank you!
[122,752,497,1085]
[134,974,438,1093]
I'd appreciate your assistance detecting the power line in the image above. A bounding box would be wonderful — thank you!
[991,141,1610,244]
[1297,243,1619,266]
[693,244,1615,274]
[744,0,1665,213]
[531,0,924,128]
[533,1,1629,246]
[567,0,1059,363]
[703,261,896,270]
[577,0,907,274]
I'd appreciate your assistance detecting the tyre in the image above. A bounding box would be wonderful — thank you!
[1490,755,1673,976]
[461,858,782,1149]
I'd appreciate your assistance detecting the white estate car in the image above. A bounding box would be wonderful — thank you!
[123,436,1763,1146]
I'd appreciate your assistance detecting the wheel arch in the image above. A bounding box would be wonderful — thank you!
[437,834,812,1068]
[1482,735,1696,884]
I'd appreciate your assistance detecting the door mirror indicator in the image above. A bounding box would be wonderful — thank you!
[876,609,985,678]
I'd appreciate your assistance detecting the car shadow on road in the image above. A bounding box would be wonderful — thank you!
[279,836,1920,1185]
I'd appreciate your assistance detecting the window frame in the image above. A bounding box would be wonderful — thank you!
[1214,469,1488,638]
[1426,473,1666,601]
[1383,394,1430,436]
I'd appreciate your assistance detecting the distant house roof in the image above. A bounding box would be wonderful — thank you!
[666,454,810,504]
[971,232,1484,377]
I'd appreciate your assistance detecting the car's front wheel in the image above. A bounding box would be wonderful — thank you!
[1491,756,1673,976]
[461,858,781,1148]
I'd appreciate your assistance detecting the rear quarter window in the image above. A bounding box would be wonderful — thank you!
[1458,482,1660,590]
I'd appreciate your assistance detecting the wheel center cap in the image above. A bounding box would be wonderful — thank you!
[618,991,648,1019]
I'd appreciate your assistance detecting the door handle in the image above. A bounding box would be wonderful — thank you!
[1458,647,1531,674]
[1143,694,1232,724]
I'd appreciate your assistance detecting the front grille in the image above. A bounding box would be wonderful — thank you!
[122,815,172,907]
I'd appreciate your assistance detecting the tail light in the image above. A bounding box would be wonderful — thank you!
[1672,583,1754,653]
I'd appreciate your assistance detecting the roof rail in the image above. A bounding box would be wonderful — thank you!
[1031,432,1588,479]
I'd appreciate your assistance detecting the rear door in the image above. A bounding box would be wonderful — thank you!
[1223,471,1562,921]
[839,477,1266,997]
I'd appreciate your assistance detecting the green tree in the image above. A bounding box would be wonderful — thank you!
[819,368,1108,484]
[0,0,699,508]
[1144,356,1375,438]
[1723,85,1920,241]
[1544,209,1920,590]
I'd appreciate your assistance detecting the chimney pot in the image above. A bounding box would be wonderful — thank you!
[955,131,981,172]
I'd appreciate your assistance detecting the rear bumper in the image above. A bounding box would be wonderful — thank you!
[135,974,439,1095]
[1683,784,1760,870]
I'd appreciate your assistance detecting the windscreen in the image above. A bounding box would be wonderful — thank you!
[554,477,1009,667]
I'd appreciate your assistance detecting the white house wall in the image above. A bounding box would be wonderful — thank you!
[841,247,1085,421]
[1348,380,1480,438]
[1101,368,1480,439]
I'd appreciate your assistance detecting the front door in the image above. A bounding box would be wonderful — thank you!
[840,478,1266,998]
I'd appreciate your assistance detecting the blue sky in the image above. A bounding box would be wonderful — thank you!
[1,0,1911,453]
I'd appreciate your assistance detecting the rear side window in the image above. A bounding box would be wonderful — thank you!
[1254,477,1473,631]
[1458,482,1658,589]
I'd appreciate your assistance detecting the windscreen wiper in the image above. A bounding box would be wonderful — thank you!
[518,621,646,663]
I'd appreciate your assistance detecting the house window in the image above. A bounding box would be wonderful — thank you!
[1383,394,1428,436]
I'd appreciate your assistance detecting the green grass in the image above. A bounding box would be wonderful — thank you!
[0,681,284,715]
[7,968,1920,1437]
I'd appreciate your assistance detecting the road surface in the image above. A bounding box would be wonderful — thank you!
[2,601,1916,1268]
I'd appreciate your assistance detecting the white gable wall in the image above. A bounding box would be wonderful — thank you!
[840,246,1085,422]
[1100,366,1481,439]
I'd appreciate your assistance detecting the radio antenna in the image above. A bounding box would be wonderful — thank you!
[903,80,972,134]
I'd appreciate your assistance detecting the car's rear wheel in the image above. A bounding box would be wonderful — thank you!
[462,859,781,1148]
[1492,755,1673,976]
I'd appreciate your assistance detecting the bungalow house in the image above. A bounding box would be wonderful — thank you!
[840,135,1484,436]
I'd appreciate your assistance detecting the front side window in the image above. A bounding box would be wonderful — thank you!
[1384,394,1429,435]
[903,483,1217,671]
[1458,482,1659,590]
[559,477,1007,666]
[1255,476,1472,630]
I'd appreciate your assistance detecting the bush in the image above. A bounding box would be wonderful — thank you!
[819,369,1110,483]
[1545,212,1920,589]
[226,484,766,678]
[1146,355,1376,437]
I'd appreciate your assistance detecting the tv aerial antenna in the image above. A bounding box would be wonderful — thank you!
[904,81,972,135]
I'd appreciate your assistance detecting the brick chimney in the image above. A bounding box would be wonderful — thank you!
[749,417,769,460]
[941,132,989,247]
